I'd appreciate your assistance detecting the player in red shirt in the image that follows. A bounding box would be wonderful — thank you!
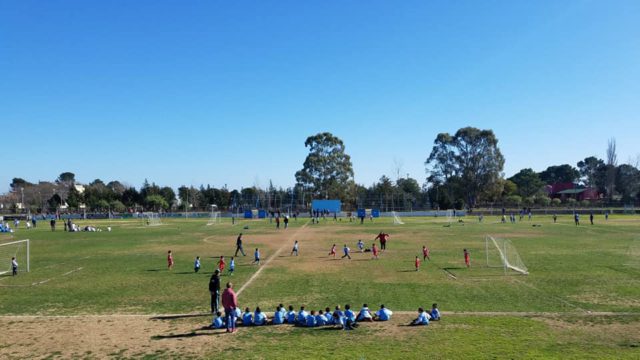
[218,256,226,272]
[328,244,337,258]
[415,256,421,271]
[464,249,470,268]
[167,250,174,270]
[422,245,430,261]
[372,243,380,259]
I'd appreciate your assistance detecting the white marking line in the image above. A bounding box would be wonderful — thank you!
[442,268,457,279]
[510,277,586,313]
[0,267,83,287]
[236,222,310,296]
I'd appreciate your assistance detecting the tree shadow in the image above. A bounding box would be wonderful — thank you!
[150,313,210,321]
[151,329,226,340]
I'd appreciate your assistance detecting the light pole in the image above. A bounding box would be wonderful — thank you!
[20,187,24,214]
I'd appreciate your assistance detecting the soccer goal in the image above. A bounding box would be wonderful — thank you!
[624,204,636,214]
[391,211,404,225]
[207,205,221,226]
[485,235,528,275]
[446,209,454,224]
[142,212,162,226]
[0,239,29,275]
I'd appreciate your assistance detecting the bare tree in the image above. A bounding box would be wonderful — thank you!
[606,138,618,201]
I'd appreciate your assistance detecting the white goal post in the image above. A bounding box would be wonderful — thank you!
[142,212,162,226]
[446,209,454,224]
[207,205,221,226]
[485,235,528,275]
[391,211,404,225]
[0,239,29,275]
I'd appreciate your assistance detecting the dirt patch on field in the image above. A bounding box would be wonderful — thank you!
[0,314,232,359]
[567,293,640,308]
[537,316,640,347]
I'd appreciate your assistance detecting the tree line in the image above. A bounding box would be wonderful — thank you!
[2,129,639,214]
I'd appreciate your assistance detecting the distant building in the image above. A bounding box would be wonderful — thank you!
[546,183,599,201]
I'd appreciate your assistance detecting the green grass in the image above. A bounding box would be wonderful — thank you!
[1,214,639,358]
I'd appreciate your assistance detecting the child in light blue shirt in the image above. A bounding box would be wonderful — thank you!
[374,305,393,321]
[306,311,317,327]
[430,303,441,321]
[297,306,308,326]
[253,307,267,325]
[273,305,285,325]
[316,310,327,326]
[242,307,253,326]
[286,305,296,324]
[211,311,225,329]
[410,307,430,325]
[344,304,356,323]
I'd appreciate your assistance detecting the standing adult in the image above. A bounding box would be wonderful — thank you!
[234,233,246,256]
[375,231,389,251]
[50,218,56,231]
[221,282,239,333]
[209,269,221,314]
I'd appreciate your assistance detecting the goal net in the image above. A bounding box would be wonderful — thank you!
[485,235,528,275]
[624,204,636,214]
[446,209,454,224]
[142,212,162,226]
[207,205,221,226]
[391,211,404,225]
[0,239,29,275]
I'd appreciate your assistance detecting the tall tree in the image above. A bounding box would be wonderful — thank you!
[295,132,355,201]
[539,165,579,184]
[425,127,504,208]
[577,156,604,187]
[508,168,544,198]
[57,172,76,184]
[615,164,640,203]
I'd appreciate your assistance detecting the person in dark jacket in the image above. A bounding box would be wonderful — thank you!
[209,269,221,313]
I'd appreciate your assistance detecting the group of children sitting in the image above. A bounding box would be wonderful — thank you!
[210,303,440,330]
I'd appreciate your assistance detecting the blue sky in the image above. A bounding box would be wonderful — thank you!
[1,0,639,192]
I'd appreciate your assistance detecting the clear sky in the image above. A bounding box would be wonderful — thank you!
[1,0,639,193]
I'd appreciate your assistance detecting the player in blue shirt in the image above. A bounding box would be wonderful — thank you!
[229,256,235,276]
[252,248,261,265]
[373,304,393,321]
[194,256,201,273]
[324,307,334,325]
[344,304,356,323]
[297,306,308,326]
[410,307,430,325]
[316,310,328,326]
[242,307,253,326]
[253,307,267,325]
[341,244,351,259]
[357,304,374,322]
[430,303,441,321]
[273,305,285,325]
[286,305,296,324]
[211,311,225,329]
[306,310,317,327]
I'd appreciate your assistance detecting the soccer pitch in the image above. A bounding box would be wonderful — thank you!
[1,215,639,358]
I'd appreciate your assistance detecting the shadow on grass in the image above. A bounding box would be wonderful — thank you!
[146,269,162,272]
[398,270,418,273]
[151,329,226,340]
[151,313,210,321]
[174,271,198,275]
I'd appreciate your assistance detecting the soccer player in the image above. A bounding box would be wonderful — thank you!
[372,243,379,259]
[273,305,285,325]
[422,245,430,261]
[373,304,393,321]
[211,311,225,329]
[252,248,261,265]
[357,304,374,322]
[415,256,421,271]
[316,310,328,326]
[242,307,253,326]
[221,282,238,333]
[254,307,267,326]
[553,214,557,223]
[297,306,308,326]
[194,256,201,273]
[235,233,246,256]
[229,257,235,276]
[291,240,299,256]
[341,244,351,259]
[344,304,356,324]
[324,307,334,325]
[11,256,18,276]
[590,212,594,225]
[167,250,174,270]
[357,239,364,253]
[328,244,337,258]
[218,256,226,273]
[464,249,470,268]
[574,212,580,226]
[286,305,296,324]
[306,310,317,327]
[410,307,430,326]
[430,303,441,321]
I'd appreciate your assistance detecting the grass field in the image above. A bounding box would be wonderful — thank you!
[1,214,639,359]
